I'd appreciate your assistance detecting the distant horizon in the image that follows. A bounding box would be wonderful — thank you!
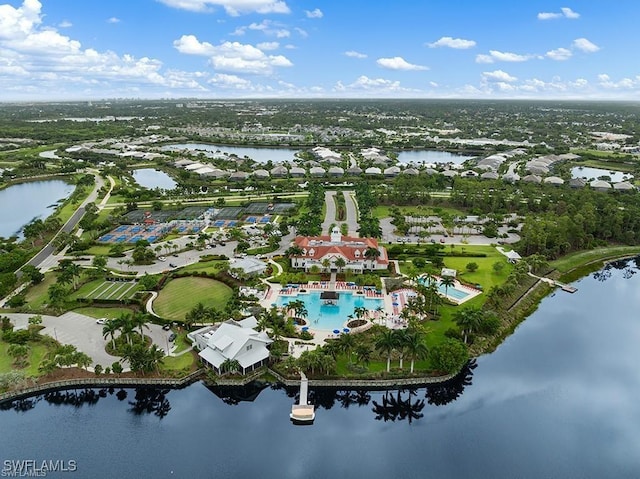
[1,1,639,101]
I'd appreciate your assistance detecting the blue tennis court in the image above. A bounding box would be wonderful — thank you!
[147,236,158,242]
[227,221,237,227]
[191,226,201,232]
[260,216,270,223]
[99,234,114,242]
[246,216,257,223]
[115,225,128,232]
[116,236,127,242]
[213,220,225,227]
[178,226,186,232]
[130,235,143,242]
[131,226,142,233]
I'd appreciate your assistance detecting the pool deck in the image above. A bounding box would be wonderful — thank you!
[260,280,412,357]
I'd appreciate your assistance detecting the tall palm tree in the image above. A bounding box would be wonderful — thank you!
[439,275,456,299]
[102,319,119,350]
[335,257,346,273]
[393,329,408,369]
[131,311,150,337]
[375,329,398,372]
[454,307,484,344]
[337,333,356,365]
[405,331,429,373]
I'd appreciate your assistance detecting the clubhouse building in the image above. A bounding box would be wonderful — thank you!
[289,227,389,274]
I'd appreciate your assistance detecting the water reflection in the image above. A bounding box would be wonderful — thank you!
[592,255,639,282]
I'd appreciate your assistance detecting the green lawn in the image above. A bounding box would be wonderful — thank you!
[154,277,233,321]
[550,246,640,273]
[0,342,49,377]
[23,272,58,310]
[180,259,226,275]
[441,245,513,292]
[161,351,195,372]
[373,204,466,219]
[70,278,140,301]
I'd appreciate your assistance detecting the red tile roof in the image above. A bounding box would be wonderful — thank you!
[292,235,388,265]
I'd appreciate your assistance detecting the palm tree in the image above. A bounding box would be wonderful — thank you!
[321,258,331,272]
[131,311,150,337]
[454,307,484,344]
[220,358,241,375]
[405,331,429,373]
[102,319,119,350]
[375,329,398,372]
[364,246,381,266]
[393,329,408,369]
[335,257,346,273]
[337,332,356,364]
[355,344,372,368]
[353,306,368,321]
[439,275,456,299]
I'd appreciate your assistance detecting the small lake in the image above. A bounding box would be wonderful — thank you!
[571,166,632,182]
[132,168,177,190]
[2,259,640,478]
[0,180,74,239]
[396,150,474,165]
[162,143,300,164]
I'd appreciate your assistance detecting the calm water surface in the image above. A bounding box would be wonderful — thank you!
[132,168,177,190]
[0,180,74,239]
[162,143,300,164]
[2,259,640,478]
[571,166,632,182]
[396,150,474,165]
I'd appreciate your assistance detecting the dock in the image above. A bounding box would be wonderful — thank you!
[290,371,315,424]
[560,284,578,293]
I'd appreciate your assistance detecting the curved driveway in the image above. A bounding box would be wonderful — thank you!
[4,312,172,371]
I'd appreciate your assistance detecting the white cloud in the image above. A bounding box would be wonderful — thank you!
[475,50,532,63]
[428,36,476,49]
[174,35,293,74]
[573,37,600,53]
[232,20,290,38]
[208,72,252,89]
[156,0,290,16]
[58,20,72,28]
[304,8,322,18]
[294,27,307,38]
[344,50,367,59]
[482,70,517,82]
[107,17,120,24]
[257,41,279,50]
[546,47,572,61]
[561,7,580,19]
[538,7,580,20]
[376,56,428,71]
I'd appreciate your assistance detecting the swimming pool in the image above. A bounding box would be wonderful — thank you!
[418,277,470,301]
[276,291,383,331]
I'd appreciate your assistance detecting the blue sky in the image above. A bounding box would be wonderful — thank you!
[0,0,637,101]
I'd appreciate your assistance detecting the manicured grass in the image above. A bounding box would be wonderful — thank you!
[180,259,226,275]
[23,272,58,310]
[161,352,196,372]
[550,246,640,273]
[71,278,141,301]
[373,204,466,219]
[154,277,233,321]
[441,245,513,292]
[0,342,49,377]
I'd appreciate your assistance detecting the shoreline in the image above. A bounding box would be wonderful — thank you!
[2,246,639,403]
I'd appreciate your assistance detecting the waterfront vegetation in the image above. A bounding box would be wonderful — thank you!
[2,99,640,389]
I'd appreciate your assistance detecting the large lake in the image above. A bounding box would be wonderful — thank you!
[1,259,640,478]
[162,143,473,167]
[396,150,474,165]
[162,143,300,164]
[0,180,74,239]
[132,168,177,190]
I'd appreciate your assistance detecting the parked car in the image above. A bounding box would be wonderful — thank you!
[162,324,171,331]
[172,254,179,257]
[168,332,177,342]
[158,256,167,262]
[96,318,107,325]
[169,263,177,268]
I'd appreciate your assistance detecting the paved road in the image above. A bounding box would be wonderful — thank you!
[321,190,337,234]
[25,169,106,272]
[4,312,172,370]
[343,190,359,236]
